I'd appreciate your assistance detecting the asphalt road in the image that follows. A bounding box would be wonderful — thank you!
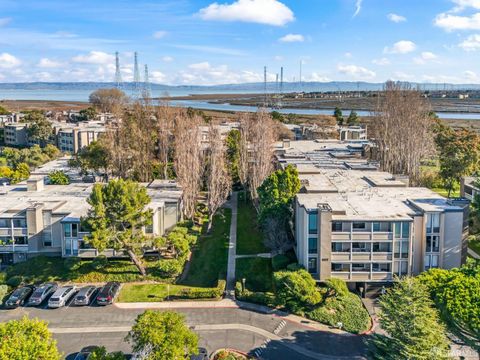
[0,302,367,360]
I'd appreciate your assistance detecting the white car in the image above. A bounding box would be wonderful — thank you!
[48,285,77,308]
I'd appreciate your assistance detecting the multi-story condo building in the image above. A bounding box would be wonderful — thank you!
[4,123,28,147]
[55,121,106,153]
[0,177,182,265]
[295,169,469,285]
[461,176,479,201]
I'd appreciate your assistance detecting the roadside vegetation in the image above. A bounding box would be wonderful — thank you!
[236,198,268,255]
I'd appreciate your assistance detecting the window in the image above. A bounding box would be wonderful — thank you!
[394,222,401,238]
[426,235,439,252]
[308,237,317,254]
[372,263,391,272]
[308,211,318,234]
[352,263,370,272]
[332,242,350,252]
[402,222,410,238]
[372,222,381,232]
[145,223,154,234]
[352,222,366,231]
[0,219,9,228]
[424,255,439,271]
[394,241,409,259]
[426,213,440,233]
[71,223,78,237]
[308,257,317,273]
[331,222,342,232]
[331,263,350,272]
[13,236,27,245]
[63,223,71,237]
[352,242,370,252]
[394,261,408,275]
[373,242,391,252]
[12,218,26,228]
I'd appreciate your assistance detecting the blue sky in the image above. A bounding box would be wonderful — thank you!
[0,0,479,85]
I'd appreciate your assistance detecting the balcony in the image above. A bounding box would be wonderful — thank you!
[76,249,126,258]
[0,244,28,252]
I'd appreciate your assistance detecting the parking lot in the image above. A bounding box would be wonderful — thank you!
[0,288,368,360]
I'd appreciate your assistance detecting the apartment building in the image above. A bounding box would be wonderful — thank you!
[4,123,28,147]
[295,169,469,285]
[461,176,479,201]
[0,177,182,265]
[55,121,106,153]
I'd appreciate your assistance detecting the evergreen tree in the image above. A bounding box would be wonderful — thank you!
[370,277,450,360]
[347,110,359,125]
[334,107,344,125]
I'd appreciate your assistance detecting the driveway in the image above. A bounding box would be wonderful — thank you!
[0,303,368,360]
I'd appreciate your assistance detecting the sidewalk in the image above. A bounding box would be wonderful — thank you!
[226,192,238,292]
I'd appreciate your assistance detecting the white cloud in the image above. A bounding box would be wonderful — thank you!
[278,34,304,42]
[198,0,294,26]
[72,51,115,65]
[372,57,390,65]
[353,0,362,17]
[273,55,283,61]
[459,34,480,50]
[150,71,166,83]
[188,62,212,71]
[176,62,268,85]
[0,17,11,27]
[384,40,416,54]
[392,71,414,80]
[307,72,331,82]
[414,51,437,64]
[37,58,63,68]
[451,0,480,11]
[435,12,480,31]
[464,70,479,81]
[0,53,21,68]
[172,44,246,56]
[162,56,174,62]
[387,13,407,23]
[337,64,376,79]
[35,71,54,81]
[153,31,168,39]
[344,52,352,58]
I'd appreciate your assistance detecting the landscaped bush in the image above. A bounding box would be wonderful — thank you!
[307,292,371,334]
[63,257,81,270]
[91,255,108,270]
[272,254,291,271]
[325,278,349,297]
[6,275,22,288]
[286,263,303,271]
[235,282,275,307]
[154,258,185,278]
[0,284,9,302]
[178,280,226,300]
[213,349,250,360]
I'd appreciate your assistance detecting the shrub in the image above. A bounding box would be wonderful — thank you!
[155,259,184,278]
[307,293,371,333]
[0,284,9,302]
[91,255,108,270]
[272,254,291,271]
[0,272,6,284]
[63,257,81,270]
[325,278,349,297]
[178,280,225,300]
[235,282,275,307]
[286,263,303,271]
[6,275,22,288]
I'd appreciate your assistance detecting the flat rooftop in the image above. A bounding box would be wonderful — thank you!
[296,170,461,220]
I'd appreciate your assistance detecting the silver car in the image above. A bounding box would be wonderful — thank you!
[73,286,97,306]
[48,285,77,308]
[27,282,58,306]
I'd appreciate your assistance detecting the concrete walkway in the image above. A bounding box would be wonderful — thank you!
[236,253,272,259]
[468,247,480,260]
[226,192,238,293]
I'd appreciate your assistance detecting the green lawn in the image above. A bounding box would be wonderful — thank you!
[3,256,170,284]
[236,257,273,293]
[432,187,461,198]
[179,208,231,287]
[236,201,268,255]
[118,282,224,302]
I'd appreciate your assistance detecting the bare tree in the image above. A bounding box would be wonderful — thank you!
[371,81,434,185]
[174,111,204,219]
[89,88,127,114]
[206,122,232,231]
[263,216,293,253]
[248,110,276,202]
[238,113,251,196]
[155,101,175,180]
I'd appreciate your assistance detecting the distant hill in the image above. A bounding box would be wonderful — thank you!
[0,81,479,93]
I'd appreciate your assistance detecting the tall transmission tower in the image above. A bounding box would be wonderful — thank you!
[133,52,141,97]
[114,51,122,88]
[143,64,151,99]
[280,67,284,95]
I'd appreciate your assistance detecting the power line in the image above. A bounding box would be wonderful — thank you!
[114,51,122,88]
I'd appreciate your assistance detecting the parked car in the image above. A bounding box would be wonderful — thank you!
[190,347,208,360]
[73,286,97,306]
[96,282,120,306]
[73,346,99,360]
[4,285,34,309]
[27,282,58,306]
[48,285,77,308]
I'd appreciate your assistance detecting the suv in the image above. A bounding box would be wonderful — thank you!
[73,286,97,306]
[4,286,34,309]
[27,282,58,306]
[96,282,120,305]
[48,286,77,308]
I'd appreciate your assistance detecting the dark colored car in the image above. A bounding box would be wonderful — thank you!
[190,347,208,360]
[73,346,99,360]
[73,286,97,306]
[4,286,34,309]
[27,282,58,306]
[96,282,120,305]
